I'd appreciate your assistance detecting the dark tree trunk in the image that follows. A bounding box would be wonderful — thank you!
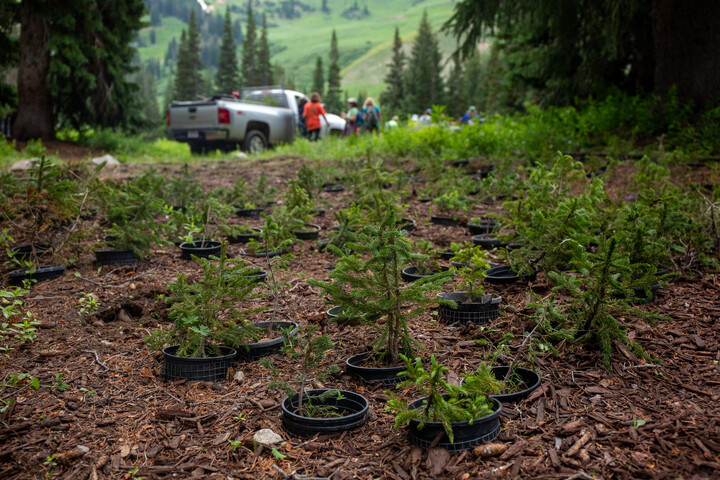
[13,3,54,141]
[652,0,720,108]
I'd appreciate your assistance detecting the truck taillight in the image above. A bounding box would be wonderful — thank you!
[218,108,230,124]
[166,110,170,127]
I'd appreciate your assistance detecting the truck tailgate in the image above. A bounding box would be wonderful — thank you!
[169,102,218,130]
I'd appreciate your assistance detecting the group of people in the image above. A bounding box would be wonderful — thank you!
[299,94,384,141]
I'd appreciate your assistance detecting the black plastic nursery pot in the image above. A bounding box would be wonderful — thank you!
[440,249,456,261]
[236,321,298,361]
[95,248,139,267]
[222,269,268,284]
[311,209,326,217]
[281,389,369,437]
[240,248,283,258]
[436,292,502,325]
[9,265,66,286]
[484,265,537,285]
[467,219,500,235]
[236,207,265,218]
[430,215,461,227]
[323,182,345,193]
[161,345,237,382]
[488,366,542,403]
[179,240,222,260]
[346,353,406,386]
[406,396,502,452]
[292,224,322,241]
[418,197,433,203]
[227,228,262,244]
[472,234,506,249]
[326,306,362,326]
[398,218,416,233]
[401,266,452,283]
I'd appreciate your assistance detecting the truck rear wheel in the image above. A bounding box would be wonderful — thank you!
[243,130,267,154]
[189,141,205,155]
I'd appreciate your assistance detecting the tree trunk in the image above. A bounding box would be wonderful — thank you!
[652,0,720,108]
[13,3,54,141]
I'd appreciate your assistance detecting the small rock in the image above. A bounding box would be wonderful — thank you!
[129,283,136,290]
[253,428,283,447]
[234,152,248,159]
[233,370,245,383]
[10,158,39,171]
[92,154,120,169]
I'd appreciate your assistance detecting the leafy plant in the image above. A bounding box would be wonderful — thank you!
[386,354,498,443]
[546,236,667,369]
[309,213,452,365]
[432,190,469,219]
[145,243,264,358]
[246,214,295,322]
[450,243,490,299]
[1,284,39,352]
[99,172,169,258]
[75,293,100,324]
[261,325,339,416]
[324,203,364,253]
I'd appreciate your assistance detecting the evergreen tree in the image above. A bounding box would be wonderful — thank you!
[233,19,243,45]
[257,13,273,85]
[321,0,330,14]
[312,57,324,95]
[241,0,258,87]
[446,55,466,118]
[174,10,204,100]
[325,30,342,114]
[462,53,488,112]
[163,74,175,109]
[380,27,405,116]
[404,11,445,113]
[9,0,146,139]
[149,29,156,45]
[215,6,240,94]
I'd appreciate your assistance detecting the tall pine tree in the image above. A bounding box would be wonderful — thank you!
[216,6,240,94]
[404,11,444,113]
[174,10,204,100]
[380,27,405,116]
[325,30,342,114]
[445,55,466,118]
[9,0,146,139]
[312,57,324,95]
[241,0,258,87]
[257,13,273,85]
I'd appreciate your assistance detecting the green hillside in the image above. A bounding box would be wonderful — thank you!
[137,0,458,110]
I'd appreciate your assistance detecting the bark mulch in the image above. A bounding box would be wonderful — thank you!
[1,156,718,479]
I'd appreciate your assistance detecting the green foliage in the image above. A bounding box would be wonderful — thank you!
[386,355,497,444]
[261,325,339,416]
[308,213,451,364]
[325,30,342,115]
[404,11,445,113]
[502,154,609,273]
[433,190,469,218]
[215,6,240,94]
[145,243,264,358]
[75,293,100,324]
[324,204,364,253]
[547,237,667,369]
[164,163,203,208]
[380,28,405,116]
[174,10,204,100]
[241,0,258,86]
[99,173,168,258]
[450,243,490,299]
[1,284,39,352]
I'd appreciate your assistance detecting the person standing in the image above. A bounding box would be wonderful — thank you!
[341,98,362,135]
[362,97,381,135]
[303,92,328,141]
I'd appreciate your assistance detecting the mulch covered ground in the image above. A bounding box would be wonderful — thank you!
[1,155,719,479]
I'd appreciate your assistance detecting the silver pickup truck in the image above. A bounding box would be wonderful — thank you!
[167,87,346,154]
[167,93,296,154]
